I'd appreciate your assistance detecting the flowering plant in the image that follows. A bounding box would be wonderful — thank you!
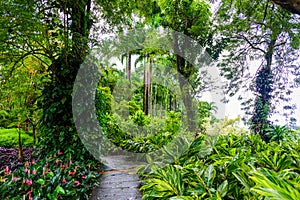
[0,150,100,200]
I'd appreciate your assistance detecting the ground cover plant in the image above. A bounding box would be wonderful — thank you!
[0,150,100,200]
[137,131,300,199]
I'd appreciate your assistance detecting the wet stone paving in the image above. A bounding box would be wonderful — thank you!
[90,155,146,200]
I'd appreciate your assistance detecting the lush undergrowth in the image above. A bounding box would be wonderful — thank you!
[0,150,100,200]
[102,111,182,153]
[137,132,300,199]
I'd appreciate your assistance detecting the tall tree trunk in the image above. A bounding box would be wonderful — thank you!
[40,0,93,155]
[143,55,152,115]
[18,127,23,161]
[251,39,276,142]
[126,53,131,84]
[153,84,157,116]
[173,31,196,131]
[169,91,172,111]
[33,124,36,145]
[148,57,153,115]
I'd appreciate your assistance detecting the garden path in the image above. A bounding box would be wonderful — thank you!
[89,154,145,200]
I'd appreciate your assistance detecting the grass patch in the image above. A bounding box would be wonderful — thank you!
[0,128,34,147]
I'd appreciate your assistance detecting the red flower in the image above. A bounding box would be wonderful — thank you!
[25,179,32,185]
[74,180,80,186]
[58,151,63,155]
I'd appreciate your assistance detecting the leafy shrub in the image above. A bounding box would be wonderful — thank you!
[0,128,33,147]
[128,100,141,116]
[163,111,181,134]
[95,86,113,115]
[0,150,100,200]
[130,110,151,126]
[265,125,291,143]
[139,133,300,199]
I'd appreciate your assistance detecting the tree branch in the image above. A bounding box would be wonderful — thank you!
[234,35,267,54]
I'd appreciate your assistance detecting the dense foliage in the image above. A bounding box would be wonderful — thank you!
[0,0,299,199]
[0,150,100,199]
[138,132,300,199]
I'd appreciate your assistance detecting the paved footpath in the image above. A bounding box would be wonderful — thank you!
[89,154,146,200]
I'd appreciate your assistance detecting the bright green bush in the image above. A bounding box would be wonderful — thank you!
[130,110,151,127]
[0,128,33,147]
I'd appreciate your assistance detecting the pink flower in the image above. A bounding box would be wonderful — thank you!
[86,163,91,168]
[62,179,67,184]
[4,166,10,175]
[29,197,32,200]
[12,175,19,181]
[27,189,32,195]
[69,171,75,175]
[31,160,35,164]
[74,180,80,186]
[32,169,36,175]
[25,179,32,185]
[56,159,61,165]
[58,151,63,155]
[75,165,79,169]
[43,169,51,175]
[82,176,87,179]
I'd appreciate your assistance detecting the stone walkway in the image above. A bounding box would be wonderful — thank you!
[89,155,146,200]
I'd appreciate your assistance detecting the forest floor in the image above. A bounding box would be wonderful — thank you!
[89,154,146,200]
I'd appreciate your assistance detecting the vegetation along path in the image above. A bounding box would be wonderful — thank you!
[90,154,146,200]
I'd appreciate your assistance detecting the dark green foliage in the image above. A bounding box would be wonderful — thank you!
[250,66,274,141]
[0,150,100,199]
